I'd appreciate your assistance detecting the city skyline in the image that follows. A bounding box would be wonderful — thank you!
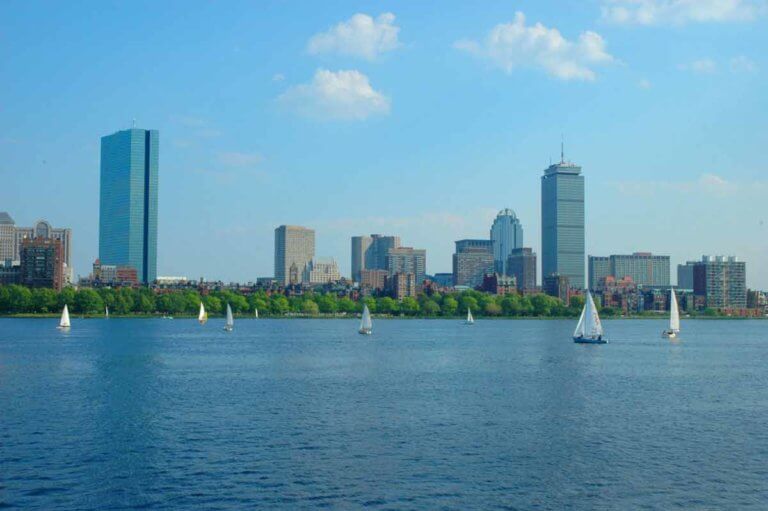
[1,1,766,287]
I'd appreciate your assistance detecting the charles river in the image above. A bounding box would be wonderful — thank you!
[1,318,767,510]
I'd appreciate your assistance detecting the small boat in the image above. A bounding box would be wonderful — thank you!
[224,303,234,332]
[573,291,606,344]
[58,304,71,329]
[105,306,109,318]
[254,307,259,319]
[465,307,474,325]
[359,304,372,335]
[198,302,208,325]
[662,288,680,339]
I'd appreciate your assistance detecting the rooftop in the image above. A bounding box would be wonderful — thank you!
[0,212,15,225]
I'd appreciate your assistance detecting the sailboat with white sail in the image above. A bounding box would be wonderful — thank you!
[254,307,259,319]
[465,307,474,325]
[105,306,109,319]
[359,304,372,335]
[662,288,680,339]
[573,291,606,344]
[223,303,234,332]
[198,302,208,325]
[58,304,71,329]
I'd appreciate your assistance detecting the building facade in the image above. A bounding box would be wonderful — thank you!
[274,225,315,285]
[387,272,416,299]
[543,273,570,303]
[303,257,341,285]
[99,128,159,284]
[693,256,746,309]
[452,239,494,288]
[386,247,426,284]
[541,158,585,289]
[20,238,64,291]
[507,247,537,293]
[351,234,400,282]
[589,253,670,289]
[0,213,73,283]
[490,209,523,274]
[677,261,697,289]
[0,212,15,262]
[360,269,388,291]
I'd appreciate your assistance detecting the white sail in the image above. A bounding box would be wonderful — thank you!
[573,303,586,338]
[359,305,372,334]
[198,302,207,325]
[105,306,109,318]
[466,308,474,324]
[224,303,234,331]
[254,307,259,319]
[59,304,71,329]
[669,289,680,333]
[585,291,603,338]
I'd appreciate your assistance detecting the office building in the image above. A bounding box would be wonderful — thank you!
[490,209,523,274]
[541,152,585,288]
[452,239,494,288]
[480,273,517,295]
[0,212,15,261]
[92,259,139,286]
[20,238,64,291]
[360,269,388,291]
[351,234,401,282]
[386,247,426,284]
[693,256,746,309]
[677,261,697,289]
[0,214,73,283]
[543,273,570,303]
[589,253,670,290]
[431,273,454,288]
[507,247,537,293]
[274,225,315,285]
[303,257,341,285]
[99,128,159,284]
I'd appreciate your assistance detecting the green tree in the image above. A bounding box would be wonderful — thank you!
[74,288,104,314]
[421,299,440,316]
[270,294,289,315]
[58,287,76,309]
[301,299,319,315]
[228,294,249,313]
[459,295,478,315]
[484,301,502,316]
[441,296,458,316]
[377,296,398,315]
[30,288,58,313]
[400,297,420,315]
[316,294,338,314]
[202,295,222,315]
[361,296,376,313]
[0,286,11,313]
[337,297,357,314]
[7,285,32,313]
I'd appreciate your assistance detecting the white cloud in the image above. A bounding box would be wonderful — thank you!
[217,152,263,167]
[601,0,763,25]
[272,73,285,82]
[454,12,615,81]
[730,55,758,72]
[638,78,653,88]
[307,13,400,60]
[678,58,717,73]
[615,173,765,197]
[277,69,390,121]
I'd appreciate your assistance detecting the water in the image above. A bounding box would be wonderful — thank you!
[1,318,767,509]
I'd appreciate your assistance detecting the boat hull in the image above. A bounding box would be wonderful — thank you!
[573,336,607,344]
[662,330,678,339]
[358,329,372,335]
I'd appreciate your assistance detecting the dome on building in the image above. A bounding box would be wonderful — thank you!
[496,208,517,220]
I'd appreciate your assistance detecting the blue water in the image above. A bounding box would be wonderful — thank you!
[1,318,767,509]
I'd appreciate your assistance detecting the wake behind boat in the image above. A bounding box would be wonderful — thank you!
[573,291,606,344]
[359,304,372,335]
[662,288,680,339]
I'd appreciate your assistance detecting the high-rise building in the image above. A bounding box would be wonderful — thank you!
[490,209,523,274]
[351,234,400,282]
[677,261,697,289]
[15,220,73,284]
[360,269,388,291]
[541,153,585,289]
[0,212,15,262]
[589,253,670,289]
[303,257,341,285]
[99,128,159,284]
[543,273,570,303]
[452,239,494,288]
[386,247,426,284]
[693,256,746,309]
[20,237,64,291]
[588,256,610,290]
[507,247,537,293]
[274,225,315,285]
[387,272,416,299]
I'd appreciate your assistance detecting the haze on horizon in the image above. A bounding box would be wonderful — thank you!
[1,0,766,288]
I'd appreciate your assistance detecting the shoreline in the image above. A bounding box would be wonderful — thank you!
[1,314,763,320]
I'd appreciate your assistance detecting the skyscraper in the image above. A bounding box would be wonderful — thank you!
[99,128,159,284]
[490,209,523,274]
[693,256,746,309]
[386,247,426,284]
[452,239,494,287]
[507,247,537,293]
[588,253,670,289]
[0,212,15,262]
[274,225,315,285]
[541,150,585,289]
[351,234,400,282]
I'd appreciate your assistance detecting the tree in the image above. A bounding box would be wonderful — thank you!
[484,301,502,316]
[361,296,376,313]
[377,297,398,315]
[337,297,356,314]
[202,295,222,315]
[6,285,32,313]
[421,299,440,316]
[459,295,478,315]
[400,297,420,315]
[441,296,458,316]
[58,287,76,309]
[301,299,319,315]
[30,288,58,313]
[227,293,249,313]
[316,294,338,314]
[270,295,289,315]
[74,288,104,314]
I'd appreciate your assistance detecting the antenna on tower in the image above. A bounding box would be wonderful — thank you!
[132,118,136,129]
[561,134,565,163]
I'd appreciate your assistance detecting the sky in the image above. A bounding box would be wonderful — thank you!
[1,0,767,288]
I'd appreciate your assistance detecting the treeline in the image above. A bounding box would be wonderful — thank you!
[0,284,585,318]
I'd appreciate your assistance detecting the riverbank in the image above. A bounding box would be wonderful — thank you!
[2,313,763,320]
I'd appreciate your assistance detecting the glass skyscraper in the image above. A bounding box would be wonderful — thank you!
[99,128,159,284]
[490,209,523,274]
[541,158,585,289]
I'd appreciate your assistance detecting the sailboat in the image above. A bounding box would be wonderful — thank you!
[58,304,71,329]
[465,307,474,325]
[573,291,606,344]
[223,303,234,332]
[662,289,680,339]
[359,304,372,335]
[254,307,259,319]
[105,306,109,319]
[198,302,208,325]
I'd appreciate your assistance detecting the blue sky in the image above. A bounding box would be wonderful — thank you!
[1,0,767,287]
